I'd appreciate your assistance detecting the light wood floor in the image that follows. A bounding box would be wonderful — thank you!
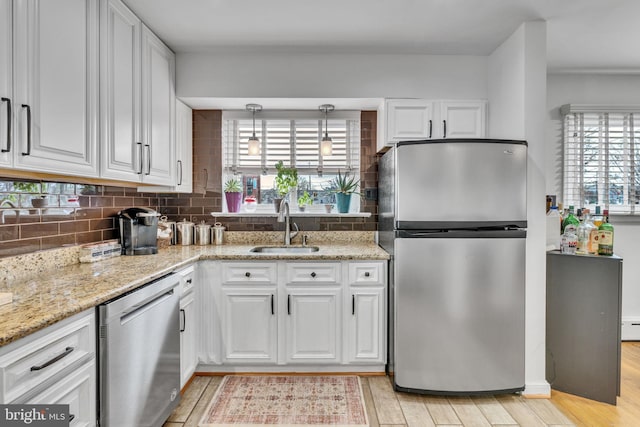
[164,342,640,427]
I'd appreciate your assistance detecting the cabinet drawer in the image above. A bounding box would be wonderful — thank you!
[221,262,277,285]
[286,263,340,285]
[177,264,195,295]
[24,359,96,426]
[0,310,95,404]
[349,262,384,286]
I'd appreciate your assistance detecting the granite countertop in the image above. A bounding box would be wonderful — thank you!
[0,233,389,347]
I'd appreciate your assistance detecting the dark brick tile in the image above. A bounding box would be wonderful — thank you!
[21,223,58,239]
[75,208,102,220]
[328,223,354,231]
[59,220,90,234]
[41,234,76,250]
[91,196,114,207]
[113,197,135,207]
[90,218,114,230]
[0,225,19,241]
[76,231,103,244]
[0,239,41,257]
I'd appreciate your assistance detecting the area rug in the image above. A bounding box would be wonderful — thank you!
[198,375,369,427]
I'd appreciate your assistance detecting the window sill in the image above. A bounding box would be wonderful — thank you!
[210,212,371,218]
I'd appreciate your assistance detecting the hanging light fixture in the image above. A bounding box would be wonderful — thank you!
[319,104,334,156]
[246,103,262,156]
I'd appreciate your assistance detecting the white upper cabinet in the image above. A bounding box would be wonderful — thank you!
[1,0,99,176]
[101,0,175,185]
[439,100,487,139]
[140,99,192,193]
[385,99,435,142]
[100,0,141,182]
[140,25,175,186]
[377,99,488,152]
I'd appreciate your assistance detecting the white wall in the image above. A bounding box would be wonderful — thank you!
[546,73,640,328]
[488,21,549,396]
[177,52,488,99]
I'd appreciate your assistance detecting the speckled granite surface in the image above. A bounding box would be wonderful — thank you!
[0,232,389,347]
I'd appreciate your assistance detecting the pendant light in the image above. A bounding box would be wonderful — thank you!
[319,104,334,156]
[246,103,262,156]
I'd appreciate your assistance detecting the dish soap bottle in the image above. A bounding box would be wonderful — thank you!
[597,209,614,256]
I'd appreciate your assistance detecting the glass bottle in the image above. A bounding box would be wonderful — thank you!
[546,206,562,250]
[561,224,578,255]
[577,209,596,254]
[562,205,580,234]
[598,209,614,256]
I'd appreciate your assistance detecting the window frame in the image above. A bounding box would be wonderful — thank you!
[221,110,361,214]
[562,104,640,215]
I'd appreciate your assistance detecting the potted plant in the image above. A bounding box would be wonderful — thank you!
[224,178,243,213]
[297,191,313,212]
[13,181,47,210]
[329,170,360,213]
[274,161,298,212]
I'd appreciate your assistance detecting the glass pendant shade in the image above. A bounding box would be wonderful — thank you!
[319,104,335,157]
[321,135,333,156]
[246,103,262,156]
[248,135,260,155]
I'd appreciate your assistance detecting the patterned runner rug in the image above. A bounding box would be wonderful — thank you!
[198,375,369,427]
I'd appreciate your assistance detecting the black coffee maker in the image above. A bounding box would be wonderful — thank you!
[118,207,160,255]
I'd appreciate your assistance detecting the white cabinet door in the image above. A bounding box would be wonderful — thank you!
[175,100,193,192]
[439,100,487,139]
[11,0,99,177]
[179,291,197,388]
[221,288,277,364]
[24,359,96,427]
[285,289,341,364]
[347,287,385,364]
[100,0,142,182]
[0,0,11,167]
[386,99,435,141]
[140,25,175,186]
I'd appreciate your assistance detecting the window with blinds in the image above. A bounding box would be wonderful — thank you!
[563,105,639,214]
[222,110,361,212]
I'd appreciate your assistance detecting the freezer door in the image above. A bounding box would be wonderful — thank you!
[396,140,527,227]
[394,236,525,393]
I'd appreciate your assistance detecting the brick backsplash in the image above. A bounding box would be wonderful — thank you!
[0,111,379,258]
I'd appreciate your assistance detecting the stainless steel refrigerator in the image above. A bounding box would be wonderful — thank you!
[379,139,527,395]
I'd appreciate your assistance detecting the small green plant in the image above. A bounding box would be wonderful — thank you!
[298,191,313,207]
[274,161,298,197]
[330,170,360,195]
[224,178,242,193]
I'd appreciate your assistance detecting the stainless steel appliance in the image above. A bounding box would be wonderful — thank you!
[118,207,160,255]
[98,273,181,427]
[379,138,527,395]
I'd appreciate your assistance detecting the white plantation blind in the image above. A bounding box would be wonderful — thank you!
[562,105,640,214]
[222,111,360,175]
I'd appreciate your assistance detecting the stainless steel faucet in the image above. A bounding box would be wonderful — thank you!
[276,199,299,245]
[0,200,20,224]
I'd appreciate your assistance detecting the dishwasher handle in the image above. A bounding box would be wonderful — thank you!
[120,289,175,325]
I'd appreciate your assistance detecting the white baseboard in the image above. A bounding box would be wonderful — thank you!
[523,382,551,397]
[621,317,640,341]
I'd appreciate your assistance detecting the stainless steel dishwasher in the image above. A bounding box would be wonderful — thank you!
[98,273,181,427]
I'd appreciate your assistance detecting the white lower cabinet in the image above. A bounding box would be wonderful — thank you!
[178,265,197,388]
[347,287,385,363]
[26,359,96,427]
[285,288,341,364]
[0,309,96,425]
[203,260,386,371]
[221,288,277,364]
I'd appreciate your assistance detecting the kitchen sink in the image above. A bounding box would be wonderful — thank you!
[250,245,320,254]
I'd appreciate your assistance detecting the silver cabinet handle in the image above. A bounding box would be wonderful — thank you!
[145,144,151,175]
[180,308,186,332]
[30,346,74,371]
[1,97,10,153]
[177,160,183,185]
[136,142,143,174]
[21,104,31,156]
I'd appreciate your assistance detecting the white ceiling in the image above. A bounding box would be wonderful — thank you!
[123,0,640,73]
[123,0,640,110]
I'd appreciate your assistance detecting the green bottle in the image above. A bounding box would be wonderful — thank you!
[562,205,580,234]
[597,209,614,256]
